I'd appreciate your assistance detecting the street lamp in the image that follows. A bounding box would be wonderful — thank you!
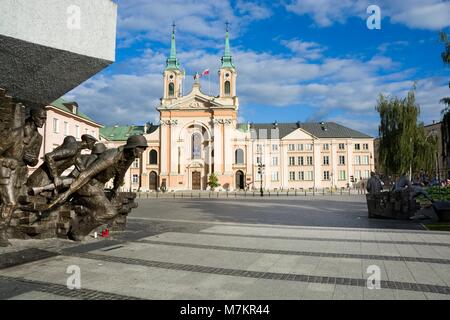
[258,162,265,197]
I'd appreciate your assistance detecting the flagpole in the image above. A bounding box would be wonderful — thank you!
[208,72,211,96]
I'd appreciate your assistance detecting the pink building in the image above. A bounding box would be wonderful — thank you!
[30,98,103,174]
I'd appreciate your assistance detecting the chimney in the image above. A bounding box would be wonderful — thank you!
[296,121,301,128]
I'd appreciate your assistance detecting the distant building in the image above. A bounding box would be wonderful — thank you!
[100,28,375,192]
[31,98,103,174]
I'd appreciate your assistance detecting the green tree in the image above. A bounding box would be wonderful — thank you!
[376,87,437,177]
[439,32,450,178]
[207,173,220,191]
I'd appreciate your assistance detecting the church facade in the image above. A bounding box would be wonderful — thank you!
[100,29,375,192]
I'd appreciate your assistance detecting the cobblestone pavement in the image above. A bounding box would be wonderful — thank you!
[0,197,448,300]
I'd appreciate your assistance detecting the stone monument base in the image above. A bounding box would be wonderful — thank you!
[7,192,138,240]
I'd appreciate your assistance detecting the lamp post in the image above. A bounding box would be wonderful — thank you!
[258,162,265,197]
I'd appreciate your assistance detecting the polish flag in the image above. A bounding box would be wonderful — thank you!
[201,69,210,77]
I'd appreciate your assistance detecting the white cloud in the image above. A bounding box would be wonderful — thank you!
[66,43,447,133]
[281,39,326,60]
[116,0,272,48]
[285,0,450,30]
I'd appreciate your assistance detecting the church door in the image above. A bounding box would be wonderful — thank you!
[192,171,201,190]
[149,171,158,191]
[236,170,245,190]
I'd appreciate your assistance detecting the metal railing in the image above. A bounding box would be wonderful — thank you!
[134,188,369,199]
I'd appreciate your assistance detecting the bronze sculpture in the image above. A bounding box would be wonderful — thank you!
[0,106,47,246]
[0,89,143,245]
[48,135,148,240]
[26,134,97,194]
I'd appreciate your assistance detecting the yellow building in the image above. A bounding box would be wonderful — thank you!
[101,29,375,192]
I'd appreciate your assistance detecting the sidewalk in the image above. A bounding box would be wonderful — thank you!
[1,221,449,300]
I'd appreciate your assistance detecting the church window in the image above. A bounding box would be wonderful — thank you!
[192,133,202,159]
[149,150,158,165]
[168,82,175,97]
[235,149,244,164]
[224,81,231,95]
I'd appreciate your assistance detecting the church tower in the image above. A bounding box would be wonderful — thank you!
[218,24,237,100]
[162,24,184,106]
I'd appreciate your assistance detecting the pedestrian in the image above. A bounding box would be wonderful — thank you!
[367,172,382,194]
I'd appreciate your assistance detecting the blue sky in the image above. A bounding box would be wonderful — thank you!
[66,0,450,136]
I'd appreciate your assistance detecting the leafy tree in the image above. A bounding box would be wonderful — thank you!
[439,32,450,177]
[207,173,220,191]
[376,87,437,177]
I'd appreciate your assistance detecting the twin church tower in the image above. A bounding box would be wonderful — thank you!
[160,25,238,107]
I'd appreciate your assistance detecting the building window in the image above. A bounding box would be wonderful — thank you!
[339,170,346,180]
[168,83,175,97]
[323,171,330,180]
[85,128,89,135]
[192,133,202,159]
[323,144,329,151]
[289,157,295,166]
[64,122,69,136]
[339,155,345,165]
[256,156,262,164]
[289,172,296,181]
[297,144,303,151]
[53,118,59,133]
[355,170,361,180]
[272,157,278,166]
[132,159,139,168]
[149,150,158,165]
[354,156,361,165]
[305,171,313,181]
[363,143,369,150]
[235,149,244,164]
[298,156,304,166]
[224,81,231,95]
[306,156,313,165]
[362,155,369,165]
[272,144,278,151]
[304,144,313,151]
[323,156,329,165]
[298,171,304,181]
[132,174,139,184]
[288,144,295,151]
[75,125,80,139]
[354,144,360,150]
[364,170,370,179]
[271,171,279,181]
[338,143,345,150]
[257,144,263,153]
[91,130,95,138]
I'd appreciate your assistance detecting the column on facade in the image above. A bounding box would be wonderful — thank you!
[160,123,168,176]
[224,122,233,174]
[313,140,321,190]
[347,140,353,187]
[281,142,288,189]
[213,121,223,175]
[170,123,179,175]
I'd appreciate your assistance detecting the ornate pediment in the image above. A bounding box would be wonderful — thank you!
[178,99,209,110]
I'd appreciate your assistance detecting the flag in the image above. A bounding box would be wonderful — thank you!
[201,69,210,77]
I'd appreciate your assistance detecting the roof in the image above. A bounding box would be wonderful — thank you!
[100,123,159,141]
[237,122,373,139]
[49,98,101,126]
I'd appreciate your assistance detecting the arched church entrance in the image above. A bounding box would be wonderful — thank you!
[236,170,245,190]
[149,171,158,191]
[192,171,201,190]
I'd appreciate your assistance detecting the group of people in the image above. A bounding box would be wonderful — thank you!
[0,106,148,246]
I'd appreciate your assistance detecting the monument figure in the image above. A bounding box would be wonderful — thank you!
[48,135,148,240]
[0,106,47,246]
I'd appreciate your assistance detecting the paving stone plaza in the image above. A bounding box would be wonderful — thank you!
[1,196,449,300]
